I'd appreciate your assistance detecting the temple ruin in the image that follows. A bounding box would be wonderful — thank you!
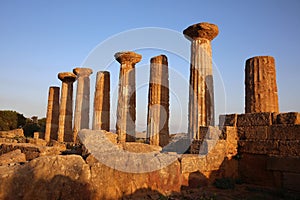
[0,22,299,199]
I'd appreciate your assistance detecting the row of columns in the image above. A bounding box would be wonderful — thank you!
[44,21,280,145]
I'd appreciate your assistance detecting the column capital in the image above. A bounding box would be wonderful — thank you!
[183,22,219,41]
[58,72,77,82]
[114,51,142,64]
[150,54,168,64]
[73,67,93,77]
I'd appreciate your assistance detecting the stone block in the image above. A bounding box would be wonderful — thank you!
[238,126,269,140]
[0,149,26,165]
[283,172,300,192]
[278,140,300,156]
[237,112,273,127]
[275,112,300,125]
[0,129,24,139]
[219,114,237,127]
[181,154,207,173]
[199,126,221,140]
[269,125,300,140]
[267,156,300,173]
[238,140,280,155]
[239,153,282,187]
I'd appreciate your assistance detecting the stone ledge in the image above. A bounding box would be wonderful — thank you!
[237,113,273,127]
[275,112,300,125]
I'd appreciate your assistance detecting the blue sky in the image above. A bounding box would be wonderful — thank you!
[0,0,299,133]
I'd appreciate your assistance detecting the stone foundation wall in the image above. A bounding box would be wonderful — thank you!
[220,112,300,192]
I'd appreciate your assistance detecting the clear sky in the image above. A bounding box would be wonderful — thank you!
[0,0,299,133]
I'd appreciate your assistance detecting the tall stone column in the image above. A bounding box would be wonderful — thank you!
[245,56,279,113]
[146,55,169,147]
[93,71,110,131]
[183,22,219,139]
[115,51,142,143]
[73,67,93,142]
[57,72,76,142]
[44,86,60,142]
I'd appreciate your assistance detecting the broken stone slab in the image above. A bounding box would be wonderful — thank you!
[0,128,24,139]
[78,129,180,173]
[0,155,91,200]
[0,149,26,166]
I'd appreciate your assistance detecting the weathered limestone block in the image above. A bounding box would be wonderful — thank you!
[283,172,300,192]
[198,126,221,140]
[269,125,300,140]
[238,140,280,155]
[44,86,60,142]
[0,149,26,166]
[0,155,91,200]
[267,156,300,173]
[239,153,282,187]
[123,142,162,153]
[147,55,169,147]
[237,112,273,127]
[275,112,300,125]
[115,51,142,143]
[219,114,237,127]
[93,71,110,131]
[180,154,207,173]
[278,140,300,157]
[237,126,269,140]
[73,67,93,142]
[245,56,279,113]
[0,128,24,139]
[57,72,77,143]
[184,22,218,139]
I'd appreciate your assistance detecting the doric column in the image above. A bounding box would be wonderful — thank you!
[115,51,142,143]
[245,56,279,113]
[57,72,76,142]
[73,67,93,142]
[183,22,219,139]
[146,55,169,147]
[93,71,110,131]
[44,86,60,142]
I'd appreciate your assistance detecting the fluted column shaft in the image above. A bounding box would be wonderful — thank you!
[146,55,169,147]
[93,71,110,131]
[183,22,218,139]
[57,72,76,142]
[73,68,93,142]
[245,56,279,113]
[115,51,142,143]
[44,86,60,142]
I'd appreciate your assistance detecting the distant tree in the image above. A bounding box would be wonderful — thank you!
[0,110,26,131]
[38,118,46,133]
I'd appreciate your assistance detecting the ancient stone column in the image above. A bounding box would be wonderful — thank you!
[245,56,279,113]
[93,71,110,131]
[73,67,93,142]
[57,72,77,142]
[115,51,142,143]
[183,22,219,139]
[146,55,169,147]
[44,86,60,142]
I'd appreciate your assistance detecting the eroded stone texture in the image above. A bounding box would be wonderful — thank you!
[115,51,141,143]
[93,71,110,131]
[245,56,279,113]
[57,72,76,143]
[146,55,169,147]
[73,68,93,142]
[44,86,60,142]
[183,22,218,139]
